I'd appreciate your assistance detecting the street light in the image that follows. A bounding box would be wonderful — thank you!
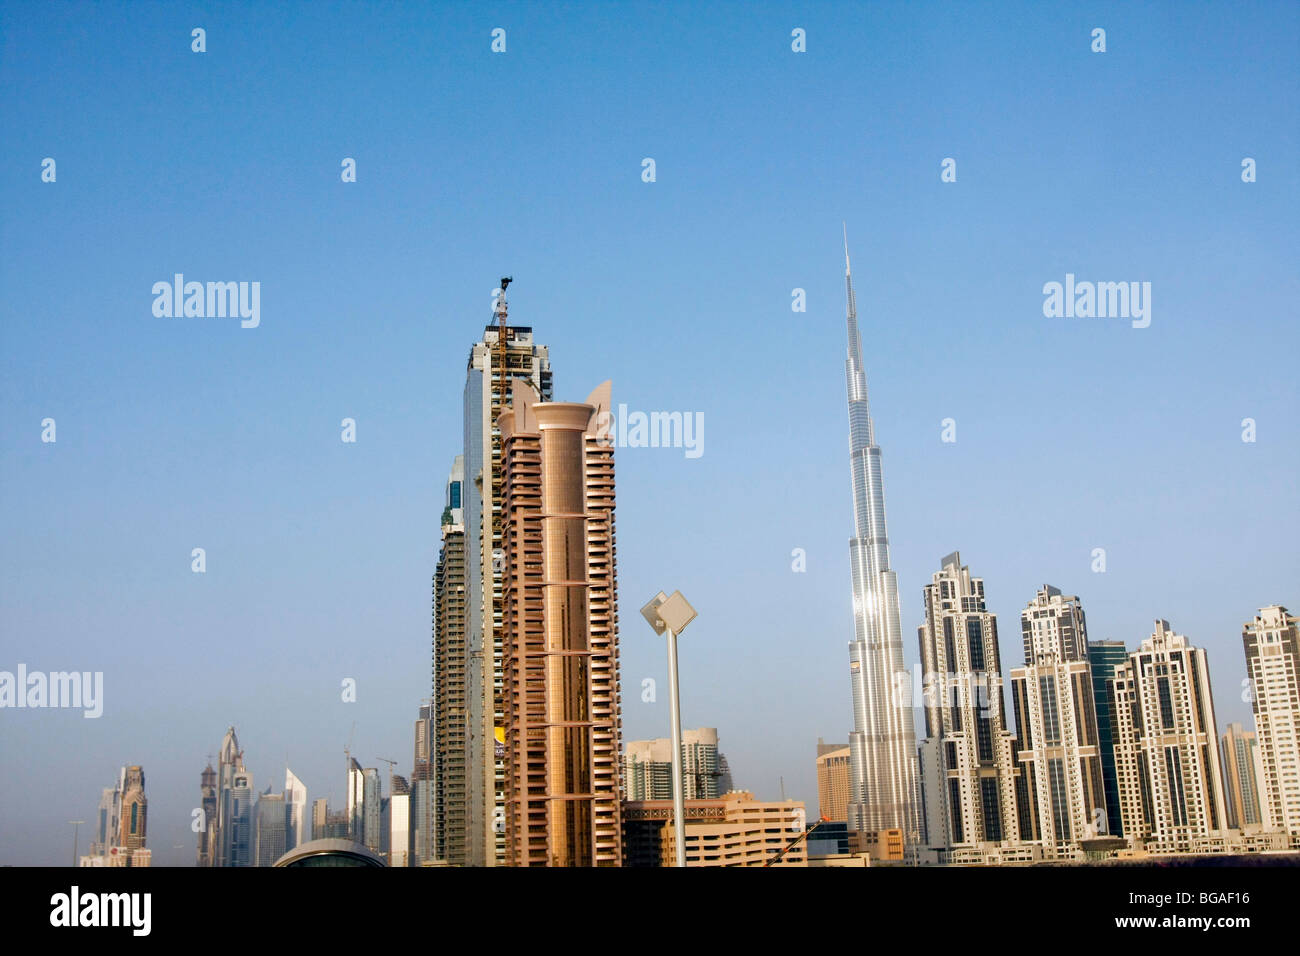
[640,589,698,868]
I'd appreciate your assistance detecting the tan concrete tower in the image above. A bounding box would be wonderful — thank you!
[118,765,147,850]
[497,380,623,866]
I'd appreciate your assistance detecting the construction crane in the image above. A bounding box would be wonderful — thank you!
[764,815,830,867]
[378,757,398,792]
[343,721,356,771]
[496,276,512,403]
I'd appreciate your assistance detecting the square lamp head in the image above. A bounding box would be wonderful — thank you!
[640,592,669,635]
[642,590,697,636]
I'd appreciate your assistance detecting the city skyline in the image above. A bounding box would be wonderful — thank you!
[2,2,1297,865]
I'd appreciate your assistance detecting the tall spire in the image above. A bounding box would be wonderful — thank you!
[840,226,922,853]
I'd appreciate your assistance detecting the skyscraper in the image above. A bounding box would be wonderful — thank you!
[1221,722,1268,830]
[839,232,922,849]
[284,768,307,853]
[311,797,328,840]
[254,790,287,867]
[623,728,727,801]
[1087,639,1128,838]
[433,456,468,864]
[196,763,217,865]
[363,767,381,855]
[816,740,852,823]
[461,293,553,866]
[1243,605,1300,837]
[389,775,411,867]
[346,757,366,846]
[92,769,123,858]
[498,379,623,866]
[412,703,437,865]
[1110,621,1228,854]
[215,727,254,867]
[117,766,147,851]
[916,553,1021,856]
[1009,586,1108,857]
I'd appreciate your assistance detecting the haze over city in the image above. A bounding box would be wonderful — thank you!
[1,1,1297,866]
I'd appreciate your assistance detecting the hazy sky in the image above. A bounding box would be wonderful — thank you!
[1,1,1296,865]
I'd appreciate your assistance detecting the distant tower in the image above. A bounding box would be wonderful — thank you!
[363,768,382,854]
[1243,605,1300,836]
[254,791,287,867]
[390,775,412,867]
[117,766,147,850]
[1221,722,1268,830]
[284,768,308,853]
[346,757,366,845]
[498,379,623,865]
[412,703,437,865]
[92,770,124,857]
[197,763,217,865]
[216,727,254,866]
[433,456,468,864]
[623,729,723,801]
[839,228,923,849]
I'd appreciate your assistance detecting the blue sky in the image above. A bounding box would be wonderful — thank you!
[1,0,1296,865]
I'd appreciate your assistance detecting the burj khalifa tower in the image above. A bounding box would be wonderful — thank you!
[840,227,923,849]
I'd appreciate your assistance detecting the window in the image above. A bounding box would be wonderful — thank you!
[1157,676,1175,730]
[1040,676,1061,745]
[980,778,1002,843]
[1048,758,1070,843]
[967,618,985,671]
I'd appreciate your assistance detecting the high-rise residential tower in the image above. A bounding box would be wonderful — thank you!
[623,728,727,801]
[462,291,553,866]
[433,456,468,864]
[1221,722,1268,830]
[1009,586,1108,857]
[839,230,922,849]
[816,740,852,823]
[916,553,1021,856]
[1110,621,1228,854]
[1087,639,1128,838]
[92,769,124,858]
[497,380,623,866]
[196,763,217,865]
[412,703,437,865]
[1243,605,1300,837]
[117,766,147,850]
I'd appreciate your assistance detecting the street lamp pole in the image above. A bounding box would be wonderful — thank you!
[665,624,686,869]
[641,589,698,869]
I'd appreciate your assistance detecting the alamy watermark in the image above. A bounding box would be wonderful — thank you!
[152,274,260,328]
[0,665,103,718]
[1042,273,1150,328]
[596,404,703,459]
[50,886,150,936]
